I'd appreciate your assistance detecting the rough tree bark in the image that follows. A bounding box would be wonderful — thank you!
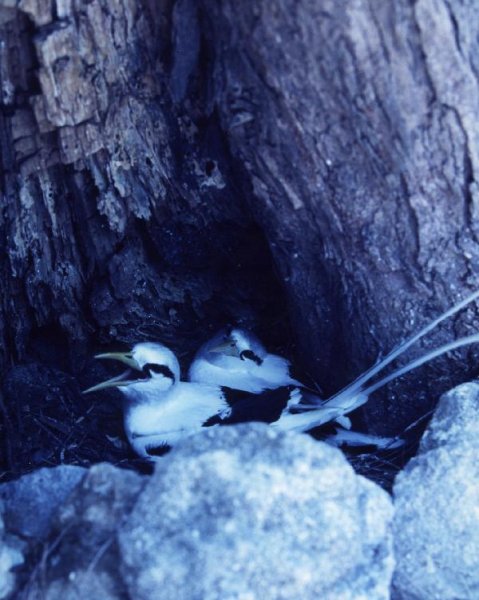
[199,0,479,431]
[1,0,479,473]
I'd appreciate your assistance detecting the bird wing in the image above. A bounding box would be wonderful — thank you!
[204,386,296,426]
[188,354,284,393]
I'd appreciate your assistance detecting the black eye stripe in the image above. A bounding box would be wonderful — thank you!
[239,350,263,365]
[142,364,176,381]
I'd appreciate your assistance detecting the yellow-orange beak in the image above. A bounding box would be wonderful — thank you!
[82,351,142,394]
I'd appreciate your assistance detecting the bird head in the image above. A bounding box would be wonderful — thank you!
[208,327,266,365]
[83,342,180,395]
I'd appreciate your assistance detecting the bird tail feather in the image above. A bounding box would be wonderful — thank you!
[301,290,479,410]
[277,333,479,434]
[337,288,479,399]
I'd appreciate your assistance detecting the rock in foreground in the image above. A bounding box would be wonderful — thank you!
[0,465,86,540]
[0,508,24,600]
[393,382,479,600]
[119,424,394,600]
[419,381,479,452]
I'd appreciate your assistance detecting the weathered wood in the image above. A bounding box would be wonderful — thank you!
[0,0,290,473]
[0,0,287,369]
[199,0,479,432]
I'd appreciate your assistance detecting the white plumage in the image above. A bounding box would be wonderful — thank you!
[124,381,229,456]
[188,328,302,393]
[84,342,229,458]
[188,327,354,431]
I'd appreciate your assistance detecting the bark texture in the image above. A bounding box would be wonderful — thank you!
[199,0,479,430]
[1,0,479,471]
[0,0,286,368]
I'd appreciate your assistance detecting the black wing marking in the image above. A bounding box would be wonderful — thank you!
[220,386,251,407]
[204,386,295,427]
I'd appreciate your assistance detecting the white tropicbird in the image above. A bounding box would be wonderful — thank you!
[188,327,303,393]
[188,326,352,432]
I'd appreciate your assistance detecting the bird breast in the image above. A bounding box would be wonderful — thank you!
[124,382,228,441]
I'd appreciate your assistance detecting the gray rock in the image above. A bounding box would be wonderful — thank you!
[0,505,25,599]
[0,465,86,539]
[38,571,121,600]
[20,463,145,599]
[393,382,479,599]
[20,570,122,600]
[53,462,145,561]
[119,424,394,600]
[419,381,479,452]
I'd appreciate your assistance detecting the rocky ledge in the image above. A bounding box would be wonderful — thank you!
[1,381,479,599]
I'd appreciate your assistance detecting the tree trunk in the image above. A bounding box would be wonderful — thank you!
[199,0,479,431]
[1,0,479,473]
